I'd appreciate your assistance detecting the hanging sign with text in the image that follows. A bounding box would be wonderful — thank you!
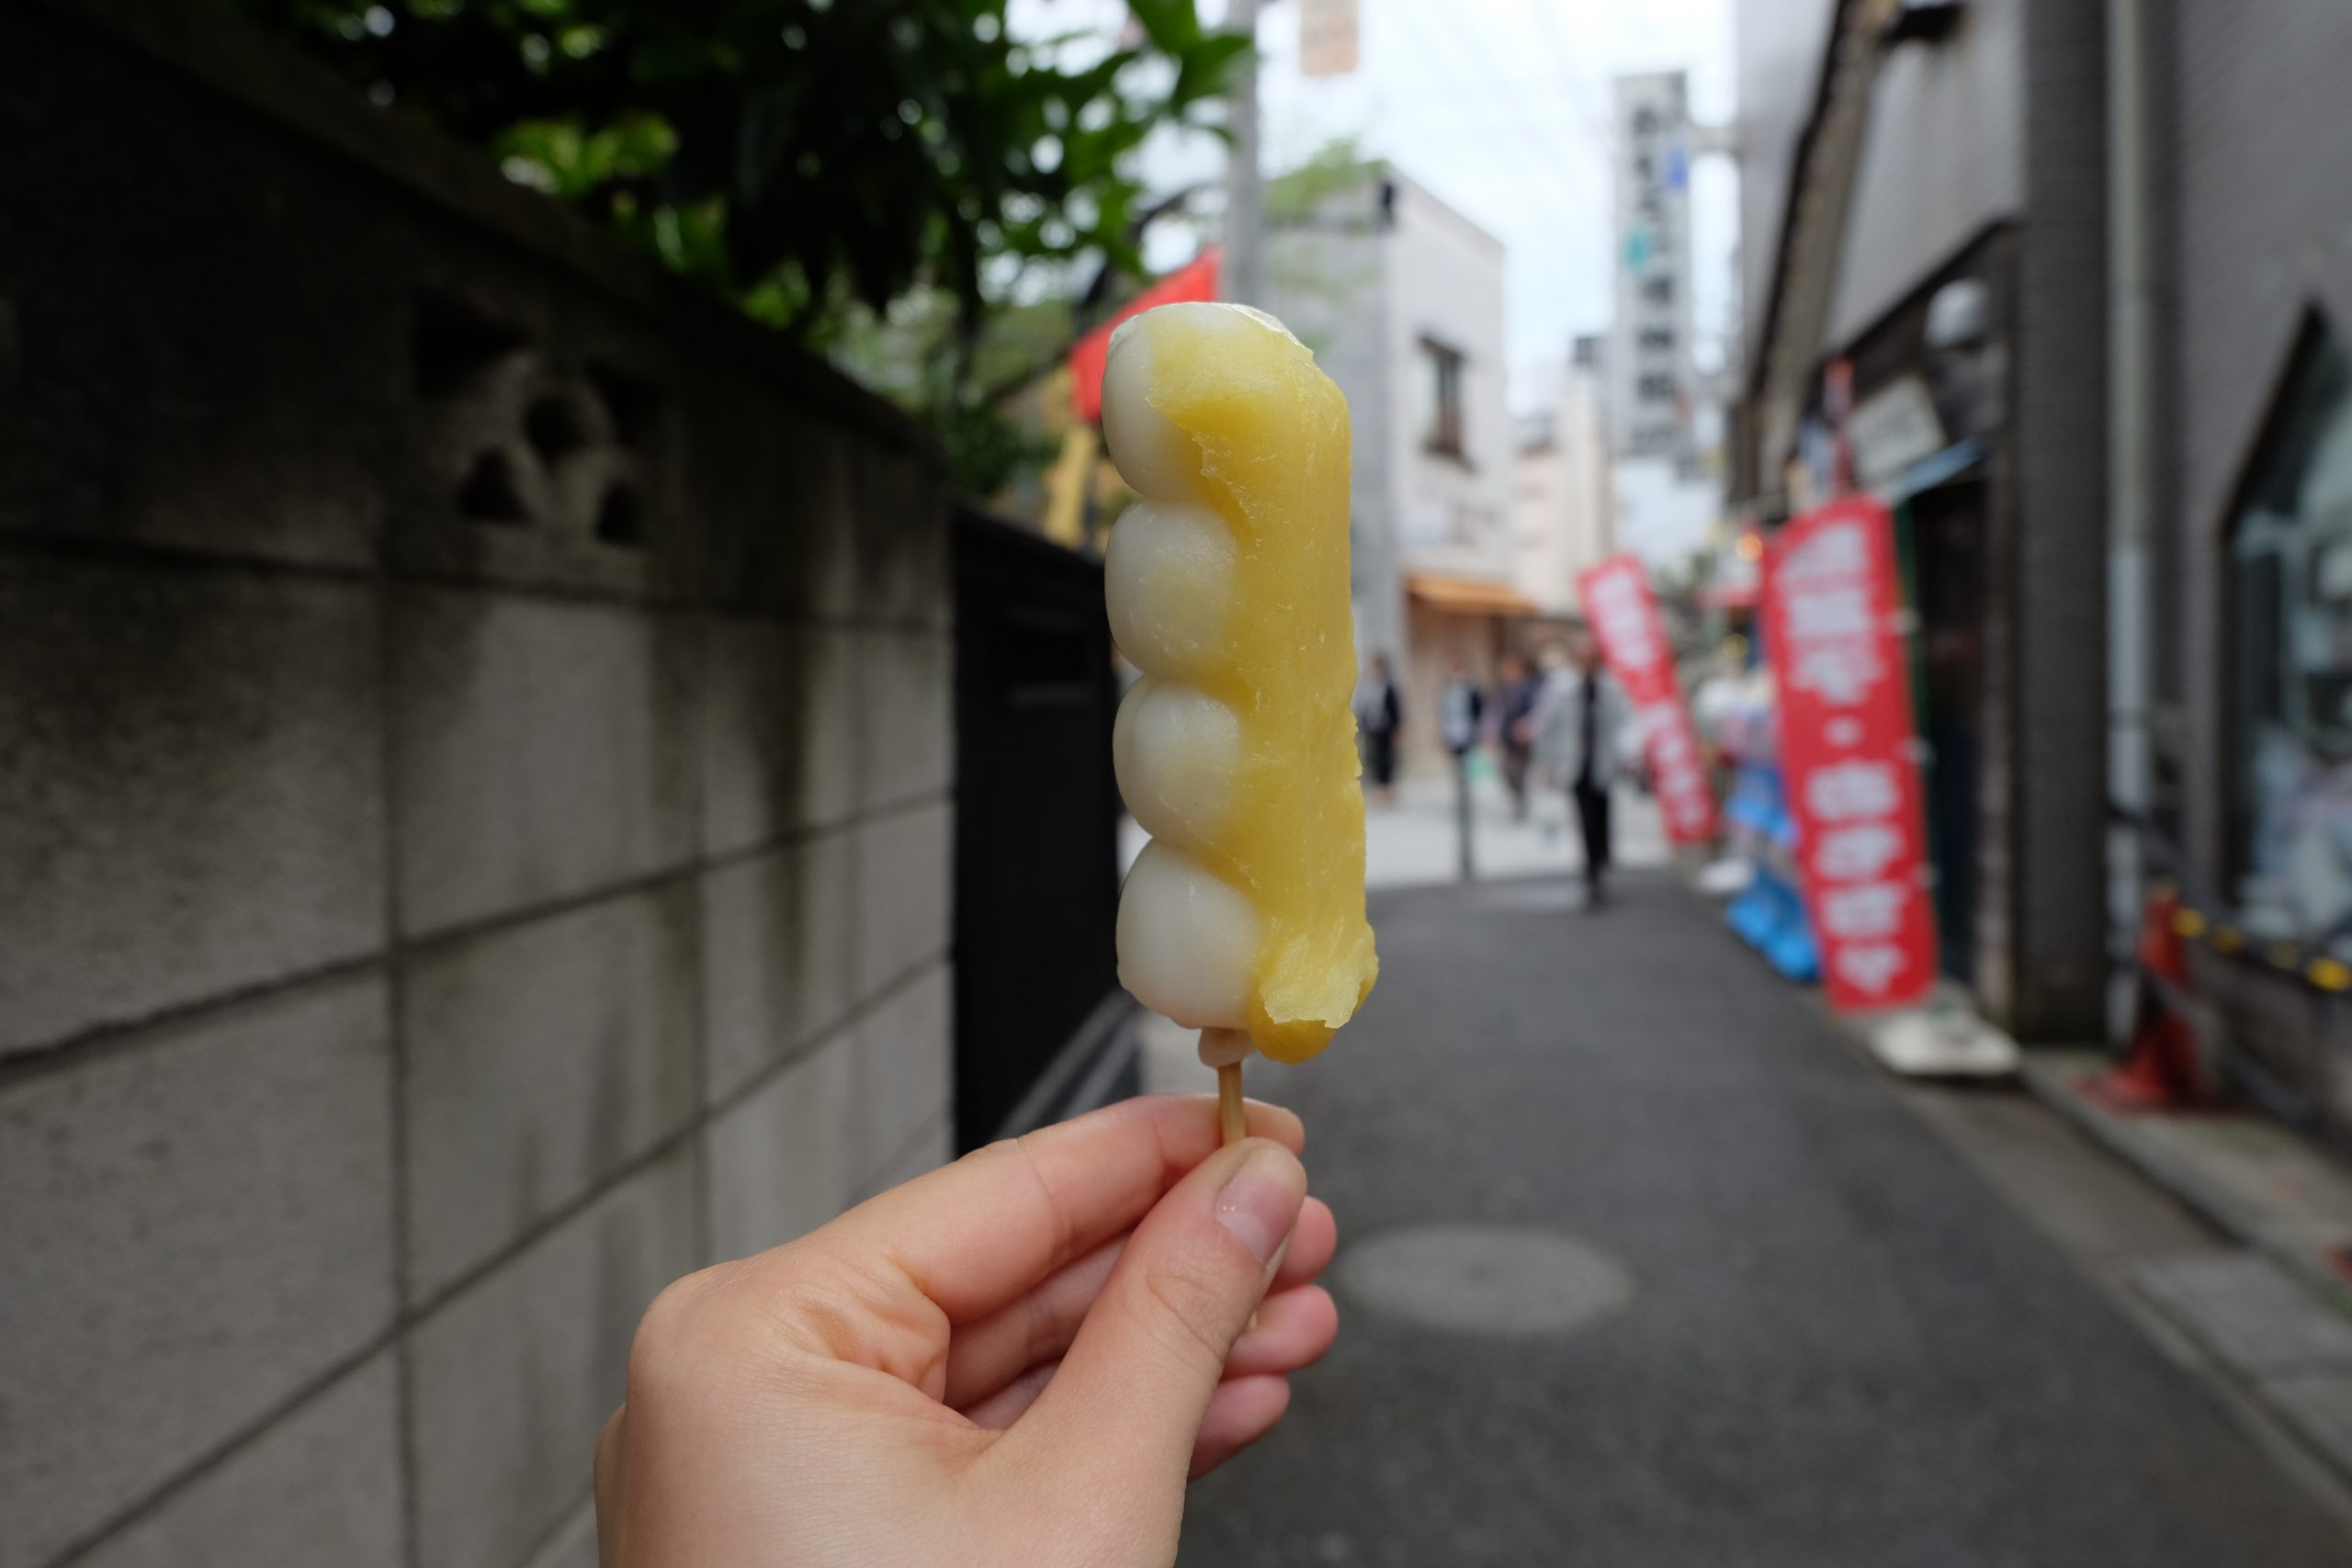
[1764,496,1938,1011]
[1298,0,1361,77]
[1576,554,1717,845]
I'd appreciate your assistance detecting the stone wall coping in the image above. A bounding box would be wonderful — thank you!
[34,0,951,475]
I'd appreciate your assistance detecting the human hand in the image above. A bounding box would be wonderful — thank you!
[594,1096,1340,1567]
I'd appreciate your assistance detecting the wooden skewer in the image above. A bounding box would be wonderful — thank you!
[1216,1059,1247,1146]
[1200,1027,1252,1145]
[1203,1031,1261,1325]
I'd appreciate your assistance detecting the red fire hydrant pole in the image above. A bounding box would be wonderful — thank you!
[2086,883,2209,1111]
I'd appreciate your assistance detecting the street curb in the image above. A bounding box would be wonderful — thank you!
[1700,907,2352,1503]
[2122,1252,2352,1495]
[2018,1053,2352,1319]
[1996,1054,2352,1497]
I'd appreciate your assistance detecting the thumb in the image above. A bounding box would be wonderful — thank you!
[1009,1136,1306,1490]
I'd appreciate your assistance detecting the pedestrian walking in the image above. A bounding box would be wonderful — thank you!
[1356,652,1403,806]
[1534,625,1630,906]
[1491,652,1541,821]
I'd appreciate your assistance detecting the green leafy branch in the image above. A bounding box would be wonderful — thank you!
[230,0,1248,491]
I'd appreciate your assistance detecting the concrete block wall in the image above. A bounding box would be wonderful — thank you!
[0,5,956,1565]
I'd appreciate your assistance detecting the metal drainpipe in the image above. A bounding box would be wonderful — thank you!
[2107,0,2155,1043]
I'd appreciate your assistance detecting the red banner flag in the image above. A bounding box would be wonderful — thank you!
[1069,248,1222,423]
[1575,554,1718,845]
[1764,495,1938,1011]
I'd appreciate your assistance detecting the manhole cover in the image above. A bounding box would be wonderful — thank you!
[1335,1224,1634,1337]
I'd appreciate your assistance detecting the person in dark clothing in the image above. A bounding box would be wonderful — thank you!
[1492,652,1541,820]
[1533,626,1630,906]
[1357,652,1402,805]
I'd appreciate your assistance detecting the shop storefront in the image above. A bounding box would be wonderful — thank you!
[2222,324,2352,964]
[1744,235,2016,1014]
[2163,317,2352,1138]
[1731,0,2109,1043]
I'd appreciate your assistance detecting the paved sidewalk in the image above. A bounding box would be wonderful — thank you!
[1120,773,1671,891]
[1174,873,2352,1567]
[1363,772,1668,890]
[2023,1049,2352,1310]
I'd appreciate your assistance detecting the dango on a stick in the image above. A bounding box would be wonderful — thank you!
[1102,302,1379,1142]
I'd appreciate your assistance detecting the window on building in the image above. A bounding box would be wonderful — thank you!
[1418,337,1466,461]
[2227,311,2352,955]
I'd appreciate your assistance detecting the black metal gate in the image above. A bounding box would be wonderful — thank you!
[952,510,1124,1149]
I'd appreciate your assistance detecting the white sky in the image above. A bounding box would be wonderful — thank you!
[1009,0,1740,416]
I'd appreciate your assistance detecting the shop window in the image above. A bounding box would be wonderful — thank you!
[2227,311,2352,954]
[1417,337,1466,461]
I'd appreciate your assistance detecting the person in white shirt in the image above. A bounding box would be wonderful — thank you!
[1533,624,1632,906]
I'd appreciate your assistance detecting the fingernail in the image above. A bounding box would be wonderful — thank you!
[1215,1144,1302,1265]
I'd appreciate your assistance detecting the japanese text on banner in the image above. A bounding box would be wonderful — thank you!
[1765,498,1937,1011]
[1575,555,1717,846]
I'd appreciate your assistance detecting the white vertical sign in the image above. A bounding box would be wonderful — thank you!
[1298,0,1360,78]
[1610,72,1696,460]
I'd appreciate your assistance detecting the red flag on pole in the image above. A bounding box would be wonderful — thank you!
[1764,495,1939,1011]
[1068,248,1222,423]
[1575,554,1718,846]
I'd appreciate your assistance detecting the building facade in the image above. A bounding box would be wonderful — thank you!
[2124,0,2352,1145]
[1732,0,2109,1041]
[1268,161,1522,772]
[1514,337,1616,616]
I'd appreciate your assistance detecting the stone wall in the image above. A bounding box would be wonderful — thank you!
[0,4,955,1565]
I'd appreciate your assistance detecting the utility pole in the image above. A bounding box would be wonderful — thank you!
[1454,750,1478,883]
[1223,0,1264,308]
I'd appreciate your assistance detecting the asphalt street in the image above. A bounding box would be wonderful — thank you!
[1179,872,2352,1567]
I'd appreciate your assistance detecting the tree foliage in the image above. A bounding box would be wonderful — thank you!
[1263,135,1377,229]
[229,0,1246,490]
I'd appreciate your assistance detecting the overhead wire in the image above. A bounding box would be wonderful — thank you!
[1528,0,1739,379]
[1358,0,1594,225]
[1396,0,1621,351]
[1439,0,1614,207]
[1522,0,1620,161]
[1264,0,1629,383]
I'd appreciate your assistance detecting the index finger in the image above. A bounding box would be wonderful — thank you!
[781,1094,1303,1325]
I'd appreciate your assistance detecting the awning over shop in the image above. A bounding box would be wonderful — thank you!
[1879,437,1985,504]
[1406,571,1538,617]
